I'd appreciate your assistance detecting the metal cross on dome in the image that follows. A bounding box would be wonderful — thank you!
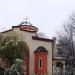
[21,16,32,25]
[24,16,30,23]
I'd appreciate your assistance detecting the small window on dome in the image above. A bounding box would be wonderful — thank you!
[38,58,42,69]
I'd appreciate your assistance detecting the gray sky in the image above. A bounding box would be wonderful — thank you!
[0,0,75,38]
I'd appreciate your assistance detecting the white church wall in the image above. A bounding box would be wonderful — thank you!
[21,30,53,75]
[3,27,53,75]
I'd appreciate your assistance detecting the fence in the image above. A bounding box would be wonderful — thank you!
[53,71,74,75]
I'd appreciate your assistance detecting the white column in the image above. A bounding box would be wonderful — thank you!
[63,64,65,71]
[53,63,57,75]
[63,64,65,75]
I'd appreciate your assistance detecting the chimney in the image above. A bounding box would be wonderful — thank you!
[52,37,56,42]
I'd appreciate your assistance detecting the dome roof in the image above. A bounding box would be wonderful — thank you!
[17,21,38,33]
[34,46,48,53]
[19,21,32,26]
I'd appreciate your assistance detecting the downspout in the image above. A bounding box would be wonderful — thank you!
[52,37,56,75]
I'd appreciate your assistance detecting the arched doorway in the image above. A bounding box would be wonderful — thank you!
[34,46,48,75]
[0,67,5,75]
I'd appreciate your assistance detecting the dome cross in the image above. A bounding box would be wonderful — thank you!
[23,16,30,24]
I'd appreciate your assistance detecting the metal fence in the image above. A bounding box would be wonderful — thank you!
[53,71,74,75]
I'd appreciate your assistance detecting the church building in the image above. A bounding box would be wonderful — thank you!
[1,21,65,75]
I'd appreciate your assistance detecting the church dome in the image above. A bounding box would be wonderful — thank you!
[19,21,32,26]
[34,46,48,53]
[18,21,38,33]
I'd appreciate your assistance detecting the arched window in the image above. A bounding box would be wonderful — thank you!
[38,58,42,69]
[34,46,48,52]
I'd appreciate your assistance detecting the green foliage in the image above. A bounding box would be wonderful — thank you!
[5,59,24,75]
[0,32,28,65]
[0,67,5,75]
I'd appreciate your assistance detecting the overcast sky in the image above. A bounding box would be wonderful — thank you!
[0,0,75,38]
